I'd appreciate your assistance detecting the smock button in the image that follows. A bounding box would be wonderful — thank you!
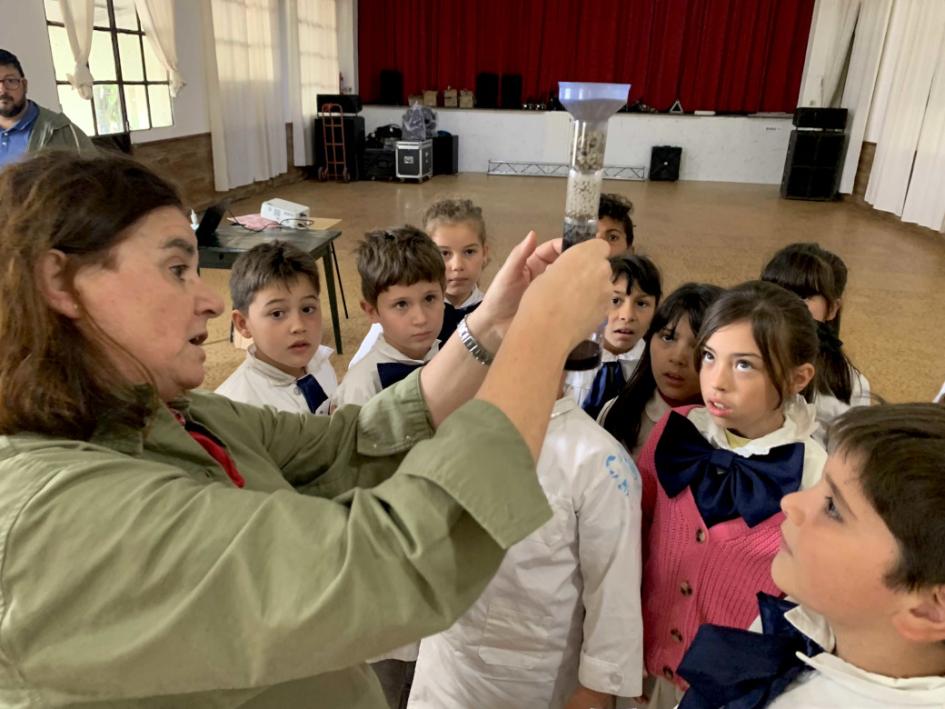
[680,581,693,596]
[662,666,674,680]
[695,528,706,543]
[670,628,684,643]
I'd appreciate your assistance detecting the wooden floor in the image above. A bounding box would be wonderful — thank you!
[200,174,945,403]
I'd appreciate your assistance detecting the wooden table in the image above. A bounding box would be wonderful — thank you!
[198,223,348,354]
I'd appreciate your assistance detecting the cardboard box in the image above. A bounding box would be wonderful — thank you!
[443,88,458,107]
[423,90,438,107]
[459,90,474,108]
[408,93,423,106]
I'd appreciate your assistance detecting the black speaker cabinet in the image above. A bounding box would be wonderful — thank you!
[476,72,499,109]
[649,146,682,181]
[361,147,396,181]
[379,69,403,105]
[432,134,459,175]
[501,74,522,109]
[314,115,365,180]
[793,107,847,131]
[781,130,846,201]
[317,94,363,114]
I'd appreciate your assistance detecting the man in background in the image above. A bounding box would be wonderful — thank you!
[0,49,94,168]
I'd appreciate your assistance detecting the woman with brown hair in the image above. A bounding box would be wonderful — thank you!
[0,151,612,707]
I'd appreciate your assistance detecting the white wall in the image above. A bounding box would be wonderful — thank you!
[1,0,210,143]
[133,0,210,143]
[363,106,794,183]
[3,0,60,109]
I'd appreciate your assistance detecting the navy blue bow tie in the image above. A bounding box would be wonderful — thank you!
[678,593,824,709]
[296,374,328,413]
[581,361,625,420]
[655,411,805,527]
[377,362,424,390]
[438,300,481,343]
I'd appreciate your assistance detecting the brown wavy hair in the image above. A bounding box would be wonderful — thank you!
[0,151,184,439]
[356,225,446,305]
[422,198,487,245]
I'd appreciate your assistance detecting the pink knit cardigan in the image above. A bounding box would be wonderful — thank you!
[638,405,785,690]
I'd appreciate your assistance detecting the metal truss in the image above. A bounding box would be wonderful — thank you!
[487,160,646,180]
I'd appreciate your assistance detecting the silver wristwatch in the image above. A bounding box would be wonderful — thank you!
[457,315,495,365]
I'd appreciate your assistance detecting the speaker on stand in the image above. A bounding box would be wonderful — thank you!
[649,146,682,181]
[781,108,848,201]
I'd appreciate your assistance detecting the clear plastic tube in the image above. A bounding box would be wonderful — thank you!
[558,82,630,370]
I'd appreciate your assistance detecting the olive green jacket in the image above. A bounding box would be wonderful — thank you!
[26,103,95,154]
[0,372,550,707]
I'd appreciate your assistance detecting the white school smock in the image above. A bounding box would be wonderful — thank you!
[333,335,438,409]
[214,344,336,415]
[766,605,945,708]
[812,367,871,444]
[564,338,645,407]
[348,288,483,369]
[408,396,644,709]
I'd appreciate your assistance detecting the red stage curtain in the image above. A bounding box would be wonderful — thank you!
[357,0,814,112]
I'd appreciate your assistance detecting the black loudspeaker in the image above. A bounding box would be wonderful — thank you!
[361,147,397,180]
[781,131,846,200]
[314,115,365,180]
[793,107,847,130]
[317,94,363,114]
[432,134,459,175]
[501,74,522,109]
[476,72,499,109]
[379,70,403,105]
[649,146,682,181]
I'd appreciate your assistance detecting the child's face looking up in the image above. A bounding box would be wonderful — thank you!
[430,221,488,307]
[596,216,632,257]
[774,452,905,635]
[700,320,785,439]
[603,274,656,355]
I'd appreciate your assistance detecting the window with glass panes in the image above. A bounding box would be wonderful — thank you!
[44,0,173,136]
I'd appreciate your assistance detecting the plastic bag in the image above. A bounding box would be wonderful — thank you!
[401,101,437,140]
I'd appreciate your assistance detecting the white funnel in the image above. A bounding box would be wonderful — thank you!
[559,82,630,123]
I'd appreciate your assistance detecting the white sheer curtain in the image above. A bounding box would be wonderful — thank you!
[801,0,945,231]
[863,1,945,224]
[201,0,287,192]
[60,0,94,99]
[837,0,892,192]
[797,0,861,108]
[900,38,945,230]
[285,0,340,166]
[133,0,185,96]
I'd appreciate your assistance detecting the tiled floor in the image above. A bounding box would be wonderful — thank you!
[200,174,945,403]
